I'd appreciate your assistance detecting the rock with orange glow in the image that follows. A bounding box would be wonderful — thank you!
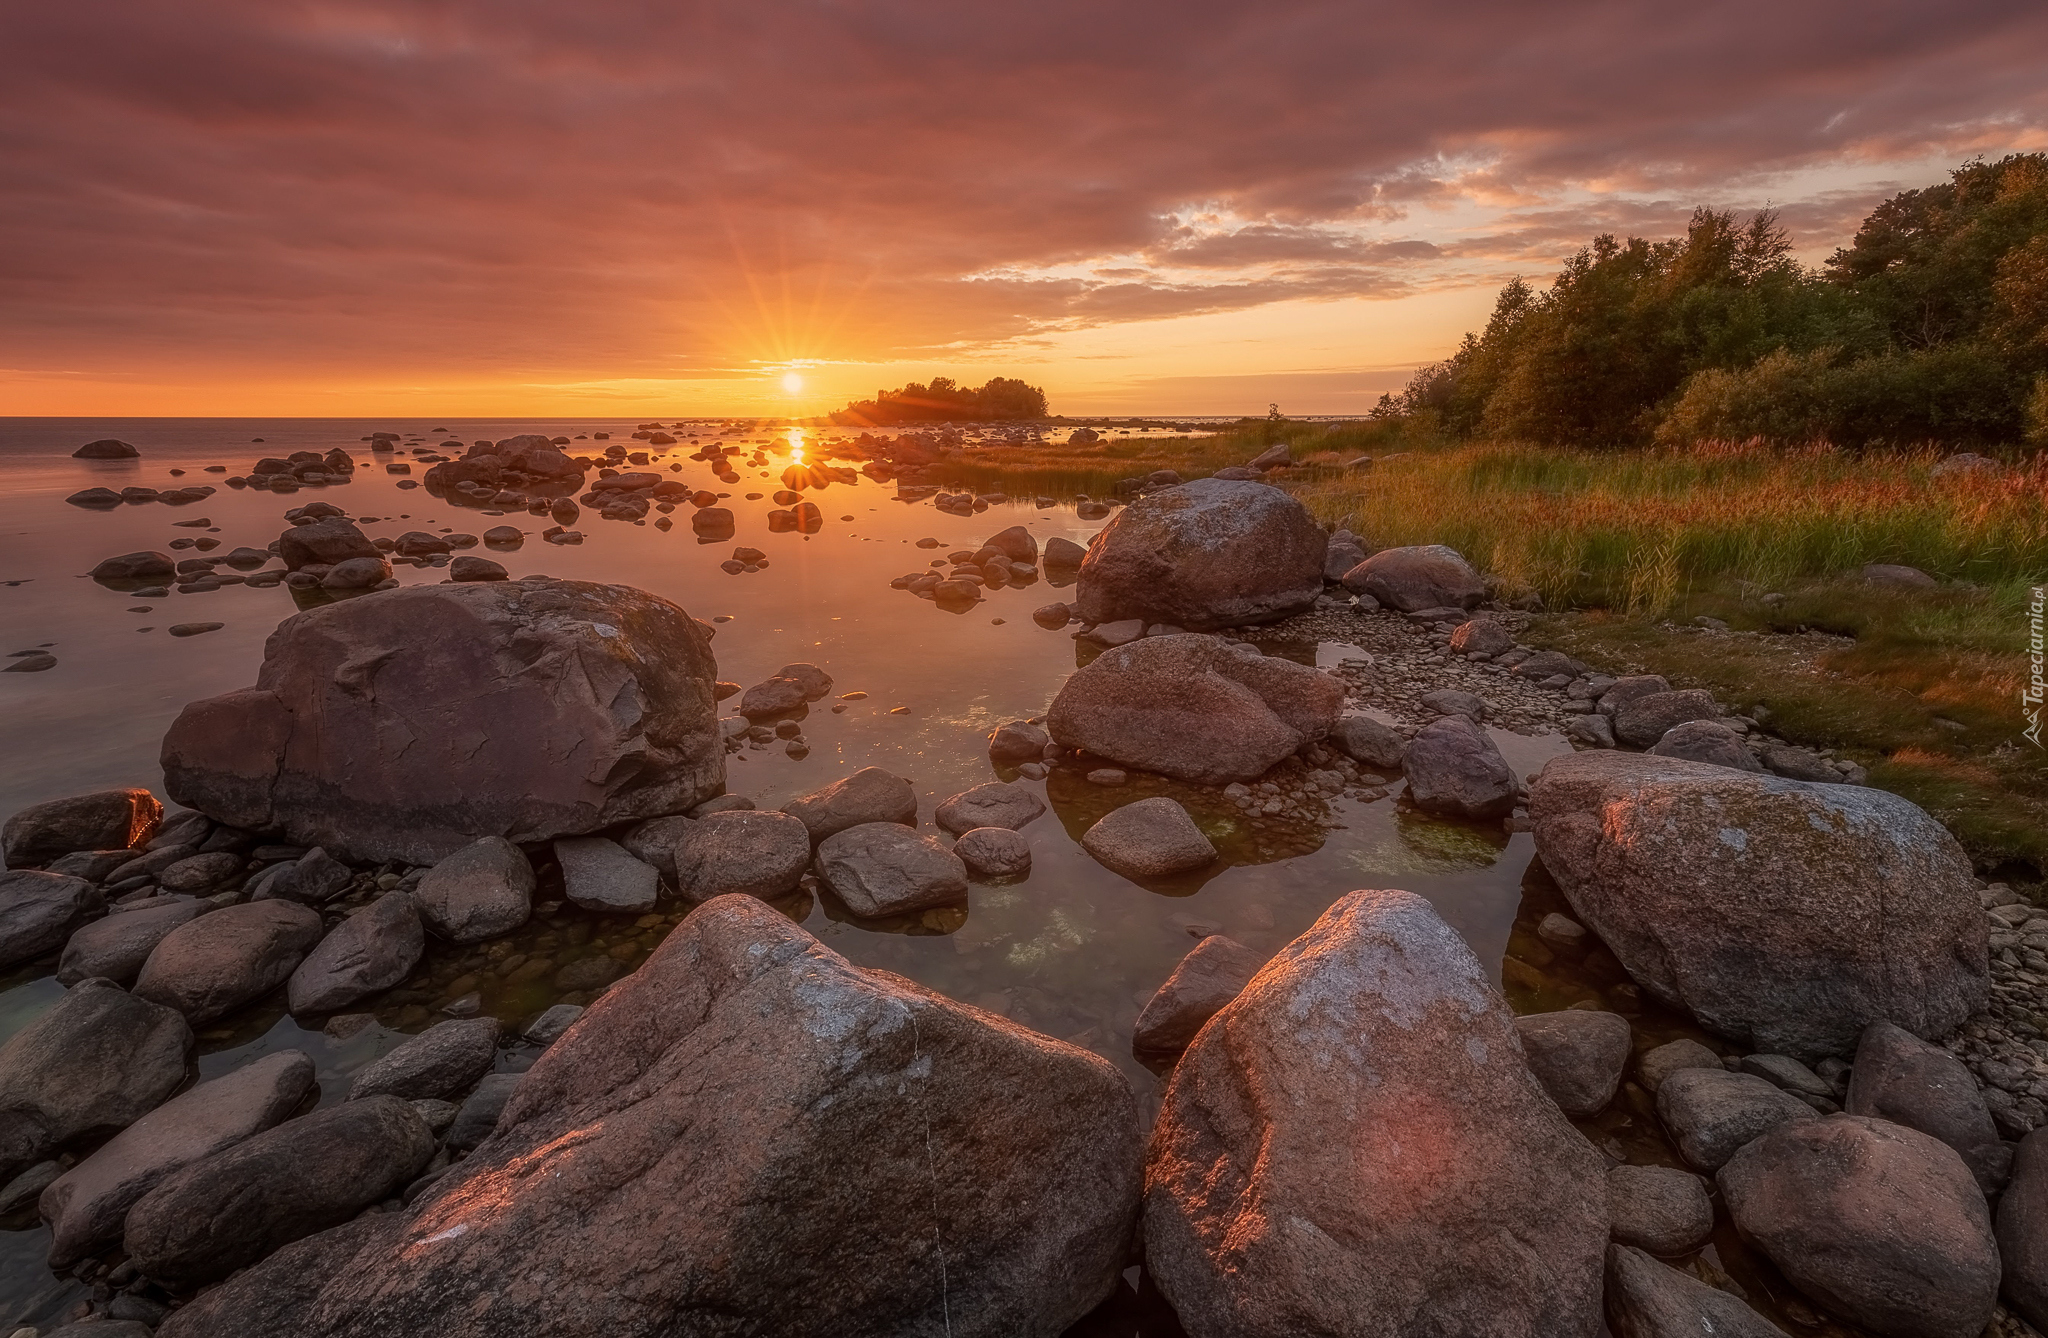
[1047,635,1342,785]
[153,894,1144,1338]
[161,580,725,866]
[1144,888,1608,1338]
[1074,478,1325,630]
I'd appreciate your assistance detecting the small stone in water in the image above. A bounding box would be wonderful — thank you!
[168,623,224,637]
[1086,769,1127,786]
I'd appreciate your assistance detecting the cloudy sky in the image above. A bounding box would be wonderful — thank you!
[5,0,2046,416]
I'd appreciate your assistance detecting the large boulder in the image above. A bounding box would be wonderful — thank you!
[154,895,1143,1338]
[1072,478,1326,630]
[1401,715,1517,819]
[134,900,325,1024]
[161,580,725,865]
[0,870,103,969]
[1339,544,1486,611]
[41,1050,315,1269]
[125,1095,437,1287]
[1047,635,1343,785]
[1999,1127,2048,1329]
[411,837,533,943]
[287,892,425,1014]
[1144,889,1607,1337]
[0,979,192,1185]
[1719,1115,1998,1338]
[56,897,208,985]
[1846,1019,2007,1193]
[1530,752,1985,1062]
[4,788,163,867]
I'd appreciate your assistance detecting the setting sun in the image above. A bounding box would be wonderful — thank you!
[780,371,804,394]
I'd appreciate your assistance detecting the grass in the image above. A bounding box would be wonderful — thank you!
[932,422,2048,878]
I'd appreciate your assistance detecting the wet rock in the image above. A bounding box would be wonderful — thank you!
[1999,1127,2048,1329]
[90,551,177,585]
[1605,1243,1788,1337]
[1030,602,1071,629]
[482,525,524,546]
[671,810,811,901]
[935,781,1046,834]
[1331,714,1405,770]
[124,1094,436,1287]
[1340,543,1486,611]
[0,979,191,1184]
[988,719,1051,762]
[1607,1166,1715,1256]
[134,900,325,1023]
[1132,935,1263,1054]
[74,438,139,459]
[278,517,380,571]
[1402,715,1517,819]
[1612,689,1720,749]
[521,1004,582,1047]
[772,662,833,700]
[1515,1009,1630,1117]
[782,766,918,843]
[3,788,163,868]
[1073,478,1326,630]
[813,822,967,917]
[348,1017,501,1102]
[1145,889,1606,1337]
[953,827,1031,878]
[738,676,808,719]
[984,525,1038,563]
[41,1050,315,1269]
[1720,1115,1998,1338]
[156,895,1142,1338]
[1646,719,1762,772]
[449,555,507,582]
[162,580,724,865]
[555,836,659,913]
[287,891,425,1014]
[412,837,533,943]
[57,897,207,985]
[1530,751,1985,1061]
[1449,618,1516,656]
[1042,535,1088,568]
[1846,1018,2008,1193]
[321,555,393,590]
[66,486,124,507]
[0,870,103,969]
[1080,798,1216,879]
[1047,635,1342,785]
[1637,1038,1722,1092]
[444,1072,521,1152]
[1656,1069,1817,1170]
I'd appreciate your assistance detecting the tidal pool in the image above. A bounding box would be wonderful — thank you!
[0,419,1823,1335]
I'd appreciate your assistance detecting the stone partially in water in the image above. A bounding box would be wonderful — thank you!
[153,895,1143,1338]
[56,897,207,985]
[1531,751,1986,1062]
[1132,934,1263,1054]
[555,836,659,913]
[161,580,724,865]
[935,781,1046,834]
[671,810,810,901]
[0,979,192,1186]
[0,870,103,969]
[412,837,533,944]
[133,900,325,1024]
[41,1049,316,1270]
[1402,716,1517,819]
[813,822,967,917]
[1513,1009,1630,1117]
[347,1017,501,1102]
[782,766,918,843]
[3,788,163,868]
[1144,889,1607,1337]
[90,551,176,587]
[953,827,1031,878]
[1080,797,1215,880]
[287,891,425,1015]
[1047,635,1342,785]
[1073,479,1326,631]
[73,438,140,459]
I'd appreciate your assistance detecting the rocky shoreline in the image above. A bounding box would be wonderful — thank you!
[0,439,2039,1336]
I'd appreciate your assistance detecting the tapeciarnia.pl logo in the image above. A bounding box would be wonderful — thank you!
[2028,585,2045,749]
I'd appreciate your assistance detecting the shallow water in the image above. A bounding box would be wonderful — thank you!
[1,418,1819,1334]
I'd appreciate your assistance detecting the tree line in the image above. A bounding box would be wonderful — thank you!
[829,376,1048,425]
[1378,154,2048,449]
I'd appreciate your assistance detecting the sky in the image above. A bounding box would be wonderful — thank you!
[4,1,2047,419]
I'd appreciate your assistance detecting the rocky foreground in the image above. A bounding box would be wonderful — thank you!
[1,457,2042,1336]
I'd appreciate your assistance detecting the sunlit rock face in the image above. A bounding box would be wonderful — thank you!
[1047,634,1343,784]
[1529,751,1986,1062]
[154,894,1145,1338]
[1073,479,1326,631]
[162,580,723,865]
[1144,888,1608,1338]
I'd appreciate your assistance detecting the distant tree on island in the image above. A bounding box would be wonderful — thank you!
[829,376,1048,425]
[1378,154,2048,448]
